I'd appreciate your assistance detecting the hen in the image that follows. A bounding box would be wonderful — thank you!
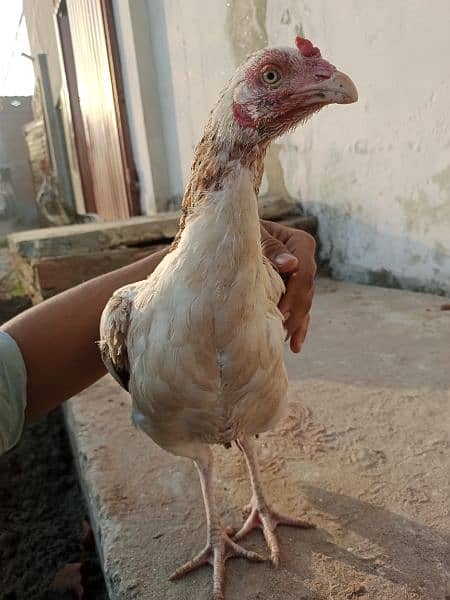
[99,36,357,599]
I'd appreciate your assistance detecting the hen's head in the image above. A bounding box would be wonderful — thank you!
[214,37,357,146]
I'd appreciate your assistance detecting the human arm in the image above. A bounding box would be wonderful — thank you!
[260,220,317,353]
[2,247,168,422]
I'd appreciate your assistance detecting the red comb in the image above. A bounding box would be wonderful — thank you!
[295,36,321,58]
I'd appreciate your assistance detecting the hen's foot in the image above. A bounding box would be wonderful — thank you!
[234,498,315,567]
[170,528,264,600]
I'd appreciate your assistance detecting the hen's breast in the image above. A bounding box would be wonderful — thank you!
[127,167,288,455]
[128,251,287,453]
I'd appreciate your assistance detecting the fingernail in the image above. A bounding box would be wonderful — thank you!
[274,253,295,267]
[282,311,291,321]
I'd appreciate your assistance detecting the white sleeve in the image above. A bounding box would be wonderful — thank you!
[0,331,27,455]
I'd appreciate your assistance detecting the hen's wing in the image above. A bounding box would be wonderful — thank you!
[262,256,285,305]
[99,284,138,391]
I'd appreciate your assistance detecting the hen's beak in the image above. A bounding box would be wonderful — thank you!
[301,70,358,106]
[327,71,358,104]
[313,70,358,105]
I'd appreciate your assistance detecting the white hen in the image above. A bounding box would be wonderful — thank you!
[100,37,357,600]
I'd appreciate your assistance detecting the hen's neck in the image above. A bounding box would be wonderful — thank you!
[172,126,268,248]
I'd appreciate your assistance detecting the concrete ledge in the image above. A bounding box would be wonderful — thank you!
[8,197,303,260]
[8,212,179,260]
[8,197,317,303]
[65,280,450,599]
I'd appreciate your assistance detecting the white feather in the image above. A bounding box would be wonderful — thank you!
[100,164,287,457]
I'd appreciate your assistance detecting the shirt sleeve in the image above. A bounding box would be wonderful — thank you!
[0,331,27,455]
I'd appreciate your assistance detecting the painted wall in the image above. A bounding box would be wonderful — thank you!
[266,0,450,294]
[130,0,450,293]
[112,0,156,214]
[158,0,298,200]
[0,97,37,226]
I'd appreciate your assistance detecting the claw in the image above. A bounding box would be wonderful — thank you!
[170,529,265,599]
[234,502,314,566]
[235,438,315,567]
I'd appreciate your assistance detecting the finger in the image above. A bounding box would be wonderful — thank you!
[274,252,299,273]
[261,228,299,273]
[290,332,302,353]
[279,273,314,318]
[287,323,305,353]
[284,312,309,342]
[290,316,310,353]
[290,333,302,354]
[298,314,311,344]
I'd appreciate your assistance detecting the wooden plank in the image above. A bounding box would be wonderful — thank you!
[66,0,134,220]
[56,0,97,214]
[33,243,168,302]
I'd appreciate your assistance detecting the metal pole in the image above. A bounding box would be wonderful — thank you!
[37,52,75,214]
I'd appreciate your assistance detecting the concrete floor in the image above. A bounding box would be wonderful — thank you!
[65,279,450,600]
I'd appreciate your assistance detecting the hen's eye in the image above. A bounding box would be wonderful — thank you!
[261,69,281,85]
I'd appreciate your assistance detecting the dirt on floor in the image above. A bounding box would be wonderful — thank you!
[0,406,108,600]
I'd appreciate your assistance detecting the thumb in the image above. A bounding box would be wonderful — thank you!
[260,227,298,273]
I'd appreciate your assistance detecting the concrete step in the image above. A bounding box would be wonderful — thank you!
[64,279,450,599]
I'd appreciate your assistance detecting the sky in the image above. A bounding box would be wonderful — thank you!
[0,0,35,96]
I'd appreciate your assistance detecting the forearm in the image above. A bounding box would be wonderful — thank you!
[2,247,168,421]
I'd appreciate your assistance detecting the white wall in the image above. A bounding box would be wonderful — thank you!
[112,0,156,214]
[159,0,235,188]
[267,0,450,294]
[23,0,62,103]
[125,0,450,293]
[150,0,297,199]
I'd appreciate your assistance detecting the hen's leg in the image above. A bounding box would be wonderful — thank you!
[170,446,264,600]
[235,437,314,567]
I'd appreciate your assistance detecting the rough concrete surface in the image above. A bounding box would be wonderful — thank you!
[7,213,180,260]
[65,279,450,600]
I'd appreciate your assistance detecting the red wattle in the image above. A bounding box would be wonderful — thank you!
[232,102,257,129]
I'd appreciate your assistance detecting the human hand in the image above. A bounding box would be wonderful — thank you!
[260,219,316,353]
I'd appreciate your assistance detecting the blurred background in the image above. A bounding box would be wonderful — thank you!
[0,3,35,229]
